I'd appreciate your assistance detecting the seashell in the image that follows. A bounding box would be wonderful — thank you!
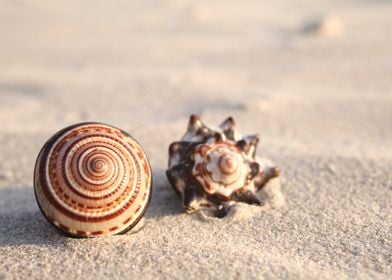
[34,122,152,237]
[166,115,280,217]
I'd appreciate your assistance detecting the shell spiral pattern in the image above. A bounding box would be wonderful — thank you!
[166,115,280,217]
[34,123,152,237]
[192,143,249,197]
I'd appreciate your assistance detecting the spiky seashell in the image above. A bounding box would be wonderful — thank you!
[34,122,152,237]
[166,115,280,217]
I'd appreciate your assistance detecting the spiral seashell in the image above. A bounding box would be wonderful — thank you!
[34,122,152,237]
[193,143,249,197]
[166,115,280,217]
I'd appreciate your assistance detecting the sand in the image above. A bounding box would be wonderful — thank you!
[0,0,391,279]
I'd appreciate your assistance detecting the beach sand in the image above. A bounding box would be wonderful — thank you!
[0,0,391,278]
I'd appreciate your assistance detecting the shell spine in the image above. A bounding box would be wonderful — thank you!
[167,115,280,217]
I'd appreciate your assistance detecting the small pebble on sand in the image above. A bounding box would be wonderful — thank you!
[302,15,345,37]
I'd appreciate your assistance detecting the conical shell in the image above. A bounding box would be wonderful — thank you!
[166,115,280,217]
[34,122,152,237]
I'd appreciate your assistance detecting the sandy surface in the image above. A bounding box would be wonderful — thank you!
[0,0,391,279]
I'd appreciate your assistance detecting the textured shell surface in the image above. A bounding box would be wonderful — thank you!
[166,115,280,217]
[34,122,152,237]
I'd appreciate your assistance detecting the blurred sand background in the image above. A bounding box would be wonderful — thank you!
[0,0,391,279]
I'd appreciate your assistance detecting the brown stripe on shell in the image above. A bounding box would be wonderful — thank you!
[58,137,130,194]
[34,123,152,237]
[48,142,132,210]
[46,132,137,209]
[109,226,119,232]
